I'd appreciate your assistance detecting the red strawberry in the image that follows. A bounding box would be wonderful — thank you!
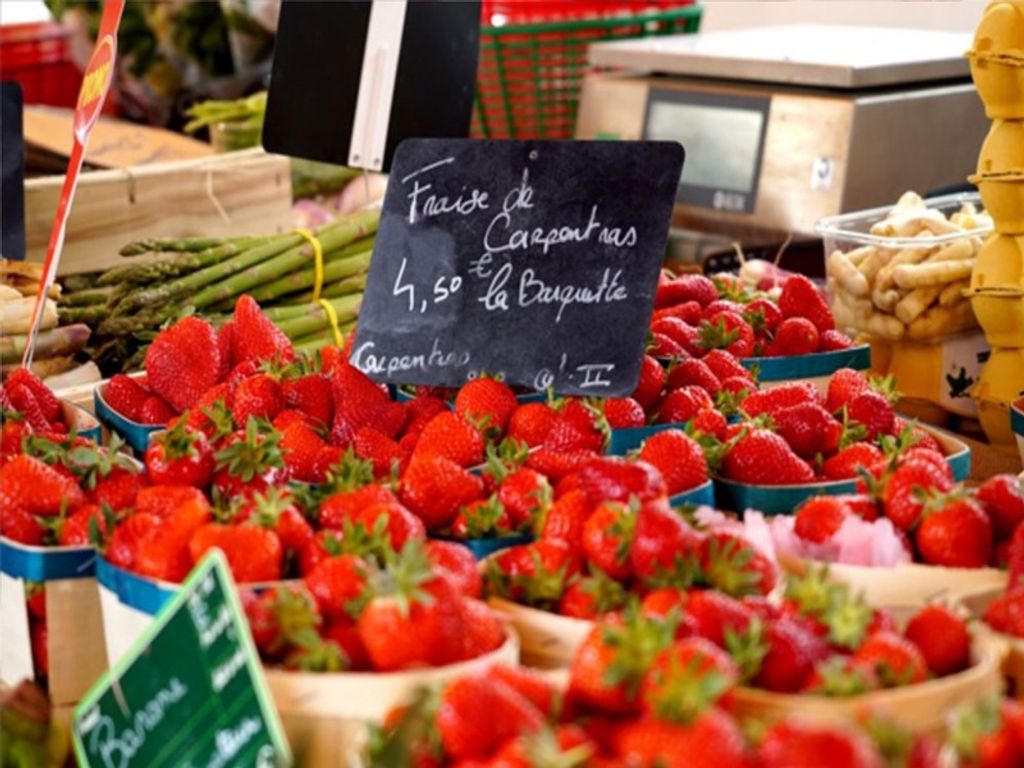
[106,513,160,571]
[537,489,591,549]
[1,505,45,545]
[454,376,518,436]
[526,447,599,481]
[7,369,60,423]
[656,386,713,424]
[702,350,751,384]
[741,381,824,418]
[827,368,871,413]
[58,503,110,546]
[188,523,283,582]
[772,403,842,459]
[638,429,708,495]
[685,589,755,647]
[603,397,645,429]
[904,604,969,676]
[6,384,50,431]
[653,299,703,325]
[951,697,1024,768]
[656,273,717,308]
[692,408,728,439]
[822,443,885,481]
[854,630,927,686]
[426,540,482,598]
[819,329,854,351]
[758,721,884,768]
[833,493,880,522]
[558,570,628,619]
[569,612,674,714]
[358,550,464,669]
[976,474,1024,540]
[744,297,783,335]
[651,316,698,349]
[667,357,721,396]
[722,429,814,485]
[135,485,208,520]
[485,539,579,606]
[212,421,288,500]
[0,454,85,516]
[437,673,545,760]
[754,617,829,693]
[497,467,551,528]
[614,708,749,768]
[144,316,222,412]
[576,457,666,505]
[507,402,556,447]
[138,396,175,425]
[848,389,895,439]
[104,374,151,422]
[304,553,369,624]
[794,496,850,543]
[452,496,513,538]
[279,420,329,483]
[400,454,485,529]
[632,354,666,410]
[765,316,820,357]
[582,501,636,581]
[413,411,484,468]
[282,372,333,427]
[916,492,992,568]
[630,499,704,587]
[703,299,745,319]
[881,460,955,531]
[456,597,506,661]
[232,294,294,364]
[144,419,214,488]
[778,274,834,332]
[641,636,739,716]
[232,374,284,427]
[700,311,755,357]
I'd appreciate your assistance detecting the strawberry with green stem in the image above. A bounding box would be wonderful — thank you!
[212,417,288,501]
[144,418,214,488]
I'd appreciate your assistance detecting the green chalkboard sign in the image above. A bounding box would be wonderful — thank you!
[72,552,290,768]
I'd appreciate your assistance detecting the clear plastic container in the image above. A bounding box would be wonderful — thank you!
[815,192,993,343]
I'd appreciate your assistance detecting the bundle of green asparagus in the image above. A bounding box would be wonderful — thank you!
[57,210,378,373]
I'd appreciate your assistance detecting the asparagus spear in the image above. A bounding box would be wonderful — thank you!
[284,274,367,304]
[113,232,306,314]
[119,235,236,256]
[273,295,362,339]
[246,247,372,303]
[58,305,110,326]
[0,324,91,364]
[97,238,267,288]
[59,285,115,307]
[189,212,378,309]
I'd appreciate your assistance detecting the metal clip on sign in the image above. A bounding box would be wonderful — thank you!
[22,0,125,368]
[348,0,408,172]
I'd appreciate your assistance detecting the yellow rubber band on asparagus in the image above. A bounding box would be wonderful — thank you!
[318,299,344,347]
[293,227,325,301]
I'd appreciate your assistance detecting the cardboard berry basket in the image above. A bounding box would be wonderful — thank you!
[265,630,519,767]
[714,424,971,515]
[92,378,165,453]
[740,344,872,392]
[435,533,533,560]
[730,614,1003,735]
[61,399,101,443]
[486,597,592,669]
[957,585,1024,697]
[0,537,108,707]
[94,556,177,666]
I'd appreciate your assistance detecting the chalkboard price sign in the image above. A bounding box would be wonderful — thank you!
[72,552,289,768]
[352,139,685,396]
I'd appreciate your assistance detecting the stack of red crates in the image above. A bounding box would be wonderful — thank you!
[0,21,81,108]
[474,1,701,139]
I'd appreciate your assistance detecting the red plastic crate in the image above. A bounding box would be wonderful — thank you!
[0,21,80,108]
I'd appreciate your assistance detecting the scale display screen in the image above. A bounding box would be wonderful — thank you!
[643,88,770,214]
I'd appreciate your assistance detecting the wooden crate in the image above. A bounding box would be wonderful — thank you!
[24,148,293,275]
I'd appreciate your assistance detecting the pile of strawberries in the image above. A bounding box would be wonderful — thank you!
[714,368,943,486]
[485,459,771,619]
[1,368,76,445]
[794,466,1023,569]
[651,271,854,359]
[982,511,1024,637]
[240,539,506,672]
[369,600,952,767]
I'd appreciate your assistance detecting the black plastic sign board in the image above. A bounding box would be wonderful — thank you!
[72,552,289,768]
[352,139,685,396]
[1,82,25,261]
[263,0,480,172]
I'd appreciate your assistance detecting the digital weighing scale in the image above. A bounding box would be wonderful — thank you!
[577,25,989,242]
